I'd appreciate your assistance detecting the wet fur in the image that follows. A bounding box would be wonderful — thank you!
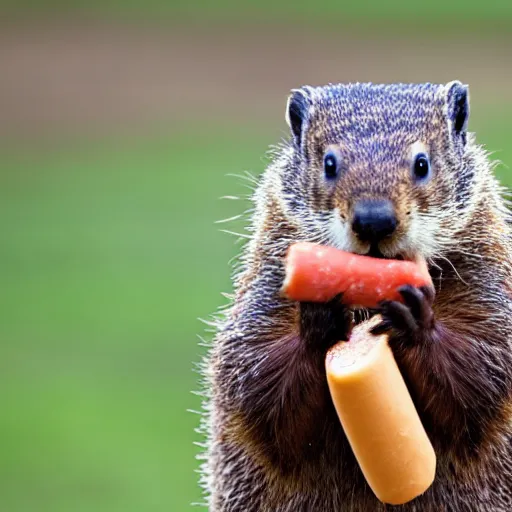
[200,83,512,511]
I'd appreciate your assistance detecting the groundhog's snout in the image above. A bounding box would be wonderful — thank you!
[351,199,398,244]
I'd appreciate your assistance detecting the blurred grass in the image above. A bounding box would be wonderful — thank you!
[0,111,510,512]
[4,0,512,24]
[0,127,274,511]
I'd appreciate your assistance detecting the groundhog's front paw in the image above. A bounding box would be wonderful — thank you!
[299,295,351,351]
[371,285,435,346]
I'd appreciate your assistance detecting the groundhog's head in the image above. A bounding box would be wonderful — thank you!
[281,82,477,260]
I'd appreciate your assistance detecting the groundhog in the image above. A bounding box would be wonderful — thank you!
[199,82,512,511]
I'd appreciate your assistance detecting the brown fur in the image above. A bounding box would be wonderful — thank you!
[199,82,512,511]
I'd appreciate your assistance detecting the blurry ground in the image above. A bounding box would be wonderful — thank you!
[2,20,512,143]
[2,12,512,512]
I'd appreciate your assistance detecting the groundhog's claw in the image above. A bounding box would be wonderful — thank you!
[299,294,351,351]
[370,285,435,344]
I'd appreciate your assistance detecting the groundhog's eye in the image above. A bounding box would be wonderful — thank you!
[323,151,340,180]
[412,153,431,183]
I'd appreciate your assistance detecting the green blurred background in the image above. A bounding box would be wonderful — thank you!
[1,2,511,511]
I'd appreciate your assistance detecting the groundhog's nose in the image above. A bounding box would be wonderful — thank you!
[352,199,397,243]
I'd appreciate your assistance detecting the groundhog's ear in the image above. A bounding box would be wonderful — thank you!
[285,88,312,147]
[445,81,470,144]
